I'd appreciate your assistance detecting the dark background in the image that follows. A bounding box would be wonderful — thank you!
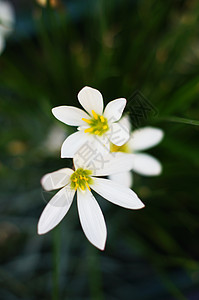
[0,0,199,299]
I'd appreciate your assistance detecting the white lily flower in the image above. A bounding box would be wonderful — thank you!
[109,116,164,188]
[52,86,130,158]
[38,154,144,250]
[0,0,15,54]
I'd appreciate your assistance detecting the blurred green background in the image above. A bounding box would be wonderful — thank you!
[1,0,199,299]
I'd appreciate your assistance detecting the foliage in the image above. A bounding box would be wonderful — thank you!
[0,0,199,299]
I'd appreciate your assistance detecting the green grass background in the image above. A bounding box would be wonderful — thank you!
[0,0,199,299]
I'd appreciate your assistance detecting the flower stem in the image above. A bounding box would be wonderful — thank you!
[87,246,104,300]
[52,226,60,300]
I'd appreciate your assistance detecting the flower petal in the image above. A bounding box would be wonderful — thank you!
[38,186,75,234]
[41,168,74,191]
[91,178,144,209]
[129,127,164,151]
[87,152,136,176]
[117,115,131,132]
[78,86,104,115]
[0,1,15,37]
[109,171,133,188]
[77,189,107,250]
[73,135,110,171]
[131,153,162,176]
[0,35,5,54]
[61,131,90,158]
[52,106,90,126]
[104,98,126,123]
[108,122,130,146]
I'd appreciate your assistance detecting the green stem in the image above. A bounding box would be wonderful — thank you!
[87,246,104,300]
[52,226,60,300]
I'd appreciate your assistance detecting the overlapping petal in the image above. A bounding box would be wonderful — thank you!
[61,130,91,158]
[38,186,75,234]
[91,178,144,209]
[129,127,164,151]
[131,153,162,176]
[109,171,133,188]
[41,168,74,191]
[52,106,90,126]
[77,189,107,250]
[78,86,104,115]
[90,153,136,176]
[104,98,126,123]
[108,122,130,146]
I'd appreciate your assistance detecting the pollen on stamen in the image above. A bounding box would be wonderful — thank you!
[100,116,105,122]
[80,184,85,190]
[92,110,98,120]
[85,182,91,191]
[82,118,92,124]
[84,127,94,133]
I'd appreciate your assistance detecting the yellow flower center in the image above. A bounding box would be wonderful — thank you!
[82,110,109,136]
[70,168,93,191]
[110,142,131,153]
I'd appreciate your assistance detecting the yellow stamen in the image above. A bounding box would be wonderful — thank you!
[94,130,100,135]
[82,118,92,124]
[80,184,85,190]
[103,125,108,130]
[100,116,105,122]
[92,110,98,120]
[83,176,88,181]
[85,182,91,191]
[75,183,79,190]
[79,175,82,179]
[73,178,77,182]
[84,127,94,133]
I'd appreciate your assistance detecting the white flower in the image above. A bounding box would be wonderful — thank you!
[0,0,15,55]
[109,116,164,188]
[38,154,144,250]
[52,86,130,158]
[43,125,67,154]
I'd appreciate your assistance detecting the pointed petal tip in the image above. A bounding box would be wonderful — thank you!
[37,224,45,235]
[92,235,107,251]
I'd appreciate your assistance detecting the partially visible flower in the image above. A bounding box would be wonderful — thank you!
[52,86,130,158]
[109,116,164,187]
[38,153,144,250]
[43,125,67,154]
[0,0,15,54]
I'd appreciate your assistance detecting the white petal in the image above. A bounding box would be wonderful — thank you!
[61,131,89,158]
[0,35,5,54]
[78,86,104,115]
[108,122,130,146]
[131,153,162,176]
[129,127,164,151]
[109,171,133,188]
[87,152,136,176]
[52,106,90,126]
[73,135,110,171]
[0,1,15,37]
[38,186,75,234]
[41,168,74,191]
[91,178,144,209]
[117,115,131,132]
[104,98,126,123]
[77,189,107,250]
